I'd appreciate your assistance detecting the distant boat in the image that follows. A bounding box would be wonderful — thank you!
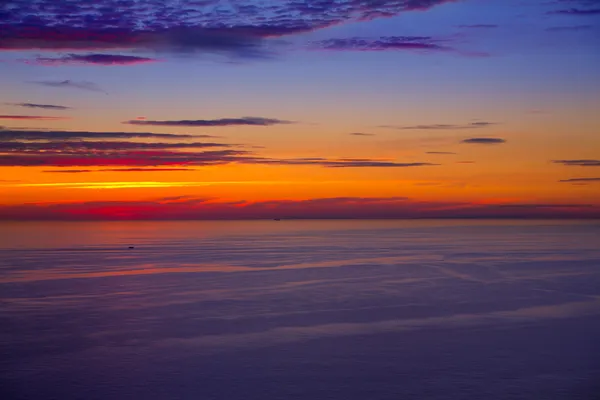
[273,218,281,221]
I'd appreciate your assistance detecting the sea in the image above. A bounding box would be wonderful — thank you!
[1,220,599,400]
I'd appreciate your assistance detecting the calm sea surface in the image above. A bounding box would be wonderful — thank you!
[1,220,599,400]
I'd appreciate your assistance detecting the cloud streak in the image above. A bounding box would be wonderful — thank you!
[461,138,506,144]
[7,103,71,110]
[553,159,600,167]
[32,54,159,66]
[43,168,195,173]
[559,177,600,182]
[0,141,231,152]
[312,36,448,52]
[382,122,496,130]
[0,115,69,121]
[0,128,205,141]
[124,117,293,127]
[546,25,593,32]
[31,80,105,93]
[549,8,600,15]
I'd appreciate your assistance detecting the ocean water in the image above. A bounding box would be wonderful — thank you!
[1,220,599,400]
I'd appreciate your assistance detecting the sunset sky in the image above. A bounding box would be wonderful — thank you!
[0,0,599,219]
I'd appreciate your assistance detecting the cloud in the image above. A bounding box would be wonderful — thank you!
[124,117,293,127]
[312,36,449,52]
[426,151,456,155]
[0,115,69,120]
[552,159,600,166]
[0,1,457,60]
[383,122,496,130]
[349,132,375,136]
[0,128,206,141]
[31,80,105,93]
[43,168,195,173]
[31,54,159,66]
[7,103,71,110]
[461,138,506,144]
[248,158,439,168]
[0,133,437,169]
[0,141,231,152]
[0,149,250,167]
[493,203,594,208]
[546,25,593,31]
[0,149,437,168]
[458,24,498,29]
[559,177,600,182]
[0,197,598,221]
[548,8,600,15]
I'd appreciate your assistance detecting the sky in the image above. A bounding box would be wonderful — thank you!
[0,0,599,220]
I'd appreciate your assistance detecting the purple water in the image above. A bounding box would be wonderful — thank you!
[1,220,599,399]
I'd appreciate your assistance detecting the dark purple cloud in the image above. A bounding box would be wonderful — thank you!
[461,138,506,144]
[312,36,448,52]
[125,117,293,127]
[43,168,195,173]
[7,103,71,110]
[0,141,231,152]
[0,0,455,59]
[553,159,600,166]
[426,151,456,155]
[383,122,496,130]
[0,149,250,167]
[0,128,205,141]
[0,115,68,120]
[0,150,438,168]
[458,24,498,29]
[32,54,159,66]
[349,132,375,136]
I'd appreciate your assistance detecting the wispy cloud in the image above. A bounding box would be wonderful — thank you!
[458,24,498,29]
[552,159,600,166]
[349,132,375,136]
[461,138,506,144]
[0,115,69,121]
[0,128,206,141]
[7,103,71,110]
[546,25,593,31]
[31,54,159,66]
[382,122,496,130]
[124,117,294,127]
[548,8,600,15]
[312,36,449,52]
[559,177,600,182]
[31,80,105,93]
[248,158,439,168]
[43,168,196,173]
[0,141,231,152]
[426,151,456,155]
